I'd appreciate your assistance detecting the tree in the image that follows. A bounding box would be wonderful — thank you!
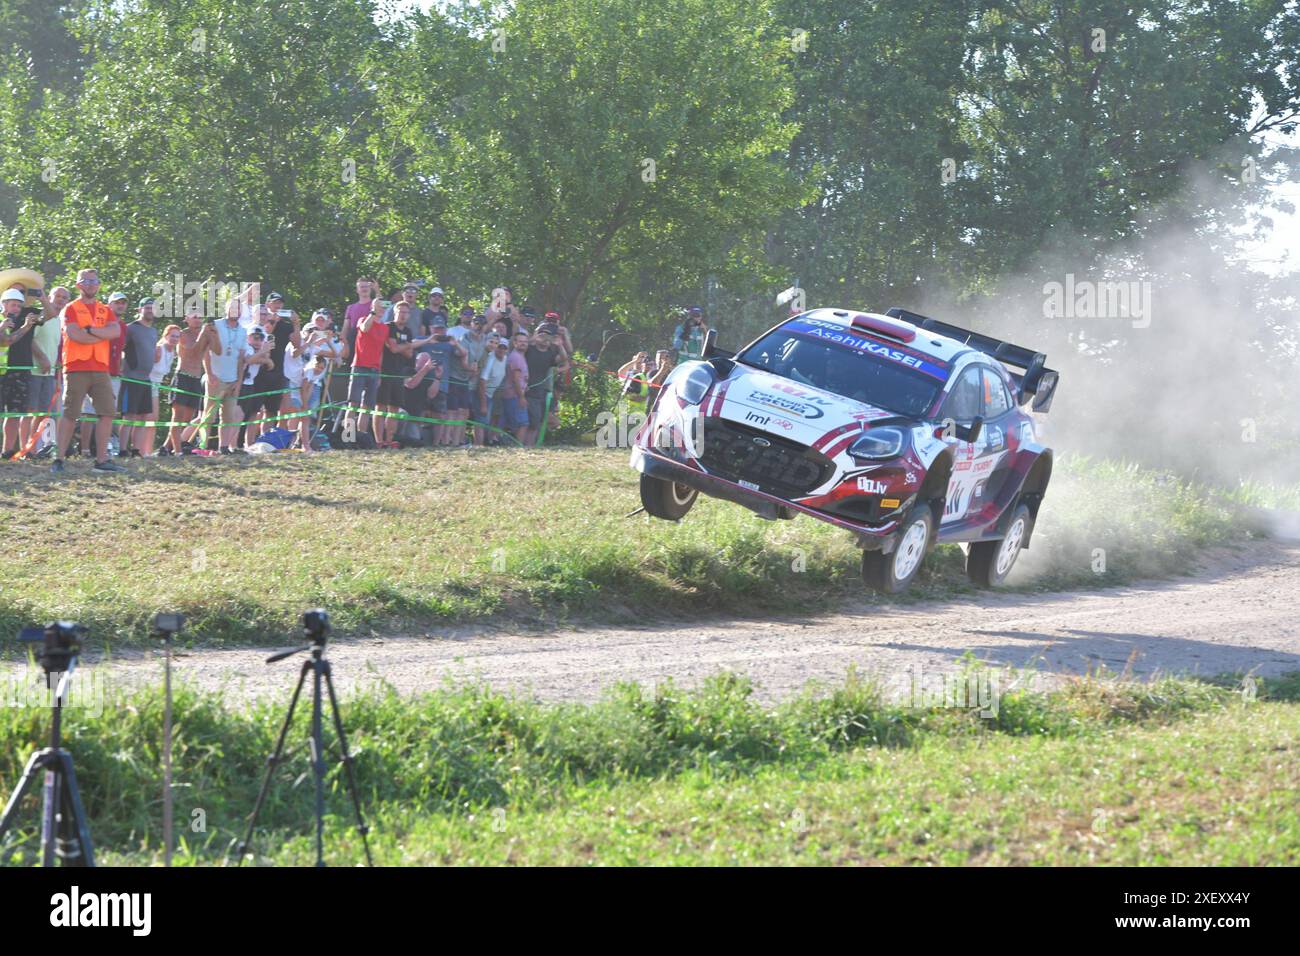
[387,0,807,332]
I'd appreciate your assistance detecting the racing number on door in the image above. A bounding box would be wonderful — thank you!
[938,366,987,525]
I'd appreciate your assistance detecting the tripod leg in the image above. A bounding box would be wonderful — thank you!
[42,766,60,867]
[312,658,325,868]
[0,750,50,862]
[57,753,95,867]
[323,664,373,866]
[237,660,310,864]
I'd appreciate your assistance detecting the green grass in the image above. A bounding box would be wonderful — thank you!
[0,668,1294,865]
[0,449,1280,646]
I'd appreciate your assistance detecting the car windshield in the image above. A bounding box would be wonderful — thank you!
[736,322,945,418]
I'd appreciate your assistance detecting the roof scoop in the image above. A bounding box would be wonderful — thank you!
[850,313,917,343]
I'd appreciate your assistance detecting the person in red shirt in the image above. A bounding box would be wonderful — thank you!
[341,276,376,365]
[344,298,389,439]
[51,269,127,473]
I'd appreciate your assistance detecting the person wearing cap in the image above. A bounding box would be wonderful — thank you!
[521,321,569,446]
[376,300,418,448]
[0,286,40,459]
[516,305,537,338]
[543,310,573,406]
[49,268,127,473]
[22,284,69,454]
[259,297,302,428]
[458,310,490,443]
[237,324,273,447]
[420,287,449,338]
[412,313,464,446]
[119,297,160,457]
[105,292,130,437]
[673,306,708,362]
[476,331,510,446]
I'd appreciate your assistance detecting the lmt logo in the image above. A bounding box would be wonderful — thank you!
[49,886,151,936]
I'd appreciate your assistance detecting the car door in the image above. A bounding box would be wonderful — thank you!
[936,364,989,524]
[970,366,1017,514]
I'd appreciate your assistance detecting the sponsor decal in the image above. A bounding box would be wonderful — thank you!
[954,460,972,472]
[972,479,987,501]
[905,471,918,484]
[944,483,967,518]
[783,320,950,381]
[742,409,795,430]
[972,457,994,474]
[739,479,761,491]
[857,477,887,494]
[986,425,1005,451]
[746,388,827,420]
[1019,421,1034,444]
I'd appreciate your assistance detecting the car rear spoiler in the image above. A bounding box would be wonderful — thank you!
[885,307,1060,413]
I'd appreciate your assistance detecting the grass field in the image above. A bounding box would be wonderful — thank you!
[0,668,1294,865]
[0,448,1282,647]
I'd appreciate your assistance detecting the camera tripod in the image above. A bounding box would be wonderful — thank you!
[237,610,372,867]
[0,623,95,866]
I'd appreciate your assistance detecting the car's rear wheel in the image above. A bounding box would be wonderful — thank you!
[862,506,934,594]
[640,473,698,521]
[966,503,1033,587]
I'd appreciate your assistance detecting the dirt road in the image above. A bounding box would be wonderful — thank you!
[12,540,1298,705]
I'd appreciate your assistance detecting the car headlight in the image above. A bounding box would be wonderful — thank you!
[678,364,715,406]
[848,427,907,460]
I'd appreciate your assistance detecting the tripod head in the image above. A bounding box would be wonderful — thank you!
[152,612,185,641]
[302,609,331,644]
[18,621,86,677]
[265,609,333,664]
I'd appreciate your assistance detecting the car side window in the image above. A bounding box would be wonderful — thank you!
[982,367,1012,417]
[942,366,984,422]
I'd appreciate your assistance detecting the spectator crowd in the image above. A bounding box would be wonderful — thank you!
[0,271,581,472]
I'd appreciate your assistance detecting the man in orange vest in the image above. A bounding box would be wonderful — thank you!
[50,268,127,473]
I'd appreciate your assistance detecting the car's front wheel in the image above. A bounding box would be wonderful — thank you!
[966,503,1033,587]
[862,506,934,594]
[640,473,698,521]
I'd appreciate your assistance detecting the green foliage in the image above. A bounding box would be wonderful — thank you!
[0,665,1289,863]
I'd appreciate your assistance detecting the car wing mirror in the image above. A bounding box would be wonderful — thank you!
[955,416,983,444]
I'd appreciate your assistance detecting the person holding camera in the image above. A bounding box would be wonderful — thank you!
[0,287,41,459]
[618,351,652,413]
[673,306,708,362]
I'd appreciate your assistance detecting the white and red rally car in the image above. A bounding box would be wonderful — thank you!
[630,307,1060,593]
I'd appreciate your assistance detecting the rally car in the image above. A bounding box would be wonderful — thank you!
[629,307,1060,593]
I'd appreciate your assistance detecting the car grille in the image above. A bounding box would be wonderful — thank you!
[699,418,835,498]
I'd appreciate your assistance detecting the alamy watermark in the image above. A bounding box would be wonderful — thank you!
[1043,274,1151,329]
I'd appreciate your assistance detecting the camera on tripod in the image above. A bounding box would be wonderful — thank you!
[18,621,87,675]
[302,608,331,642]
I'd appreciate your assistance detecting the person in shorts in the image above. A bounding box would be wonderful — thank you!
[376,301,416,447]
[237,326,273,445]
[119,297,160,457]
[0,288,38,458]
[168,305,207,454]
[345,298,389,439]
[522,323,568,446]
[50,268,127,473]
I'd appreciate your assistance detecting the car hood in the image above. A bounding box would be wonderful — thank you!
[708,365,902,449]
